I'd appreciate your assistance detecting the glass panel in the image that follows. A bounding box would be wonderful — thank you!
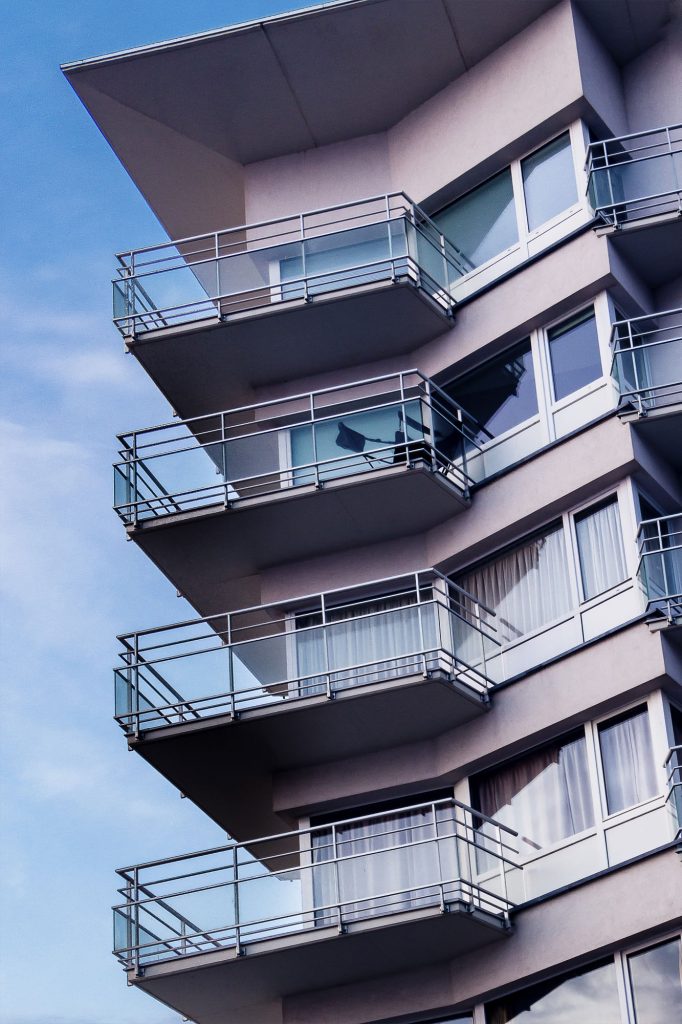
[598,706,658,814]
[456,523,572,646]
[485,958,620,1023]
[433,169,518,272]
[628,938,682,1024]
[290,399,424,485]
[522,132,578,231]
[574,498,627,600]
[446,340,538,445]
[475,732,595,860]
[548,308,602,401]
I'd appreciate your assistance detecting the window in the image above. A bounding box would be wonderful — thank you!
[598,706,658,814]
[486,958,620,1024]
[295,589,437,695]
[446,340,538,445]
[433,169,518,272]
[473,731,595,857]
[456,522,572,646]
[522,131,578,231]
[627,938,682,1024]
[574,498,627,600]
[548,308,603,401]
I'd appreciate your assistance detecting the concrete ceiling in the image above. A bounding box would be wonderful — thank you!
[63,1,671,167]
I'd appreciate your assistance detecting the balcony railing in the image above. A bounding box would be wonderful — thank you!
[114,570,499,735]
[665,746,682,843]
[112,193,471,337]
[637,514,682,622]
[113,797,518,974]
[586,123,682,228]
[611,307,682,414]
[113,371,483,526]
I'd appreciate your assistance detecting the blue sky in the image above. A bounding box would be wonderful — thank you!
[0,3,309,1022]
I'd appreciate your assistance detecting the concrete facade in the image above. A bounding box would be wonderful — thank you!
[65,1,682,1022]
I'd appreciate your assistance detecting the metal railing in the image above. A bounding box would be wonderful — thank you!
[586,123,682,227]
[637,514,682,622]
[113,370,483,526]
[611,307,682,414]
[665,746,682,843]
[113,797,519,973]
[114,569,499,735]
[112,192,472,337]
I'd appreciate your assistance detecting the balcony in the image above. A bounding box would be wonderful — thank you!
[113,372,481,616]
[637,514,682,626]
[113,799,518,1024]
[115,571,497,837]
[666,747,682,845]
[113,194,468,416]
[586,124,682,290]
[611,307,682,468]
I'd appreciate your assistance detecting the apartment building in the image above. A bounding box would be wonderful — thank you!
[63,1,682,1021]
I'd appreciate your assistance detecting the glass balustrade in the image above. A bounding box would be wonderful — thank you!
[113,798,518,972]
[112,193,470,337]
[611,307,682,414]
[114,571,498,734]
[637,514,682,621]
[113,371,483,526]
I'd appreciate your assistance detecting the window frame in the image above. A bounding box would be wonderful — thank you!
[431,121,590,298]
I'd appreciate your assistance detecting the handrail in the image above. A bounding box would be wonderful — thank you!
[112,191,471,336]
[665,745,682,841]
[113,797,520,970]
[113,370,485,526]
[636,514,682,621]
[114,569,499,734]
[585,122,682,228]
[610,306,682,413]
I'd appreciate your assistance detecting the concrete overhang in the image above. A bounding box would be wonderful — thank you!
[130,901,510,1024]
[127,280,454,419]
[129,461,469,617]
[61,0,671,241]
[600,218,682,291]
[127,671,488,842]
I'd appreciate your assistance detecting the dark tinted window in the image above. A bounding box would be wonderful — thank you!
[446,340,538,444]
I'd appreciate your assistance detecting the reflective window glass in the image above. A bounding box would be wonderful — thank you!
[473,731,595,859]
[434,169,518,272]
[598,706,658,814]
[574,498,627,600]
[446,340,538,445]
[628,938,682,1024]
[522,132,578,231]
[548,309,602,401]
[485,958,620,1023]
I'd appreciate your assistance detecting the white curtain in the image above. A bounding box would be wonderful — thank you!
[598,707,657,814]
[575,499,627,600]
[457,524,572,647]
[295,593,438,696]
[311,805,458,925]
[477,734,594,862]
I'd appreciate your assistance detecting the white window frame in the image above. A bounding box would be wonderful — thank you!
[472,930,682,1024]
[447,121,592,300]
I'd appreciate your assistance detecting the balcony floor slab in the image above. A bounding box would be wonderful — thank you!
[128,462,469,617]
[130,901,510,1024]
[128,282,452,418]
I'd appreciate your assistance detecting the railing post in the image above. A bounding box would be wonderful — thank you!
[332,824,344,933]
[221,412,230,507]
[132,632,140,739]
[215,231,220,311]
[131,434,139,528]
[416,573,428,677]
[385,194,396,282]
[310,392,321,489]
[300,213,309,302]
[233,845,242,954]
[132,867,141,977]
[432,802,446,912]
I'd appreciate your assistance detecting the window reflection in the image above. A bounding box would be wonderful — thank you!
[485,958,620,1023]
[522,132,578,231]
[548,308,602,401]
[446,340,538,445]
[433,169,518,272]
[628,938,682,1023]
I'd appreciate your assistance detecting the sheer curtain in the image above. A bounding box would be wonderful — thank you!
[476,734,594,863]
[598,707,658,814]
[575,499,627,601]
[311,805,458,925]
[456,524,572,647]
[295,593,438,696]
